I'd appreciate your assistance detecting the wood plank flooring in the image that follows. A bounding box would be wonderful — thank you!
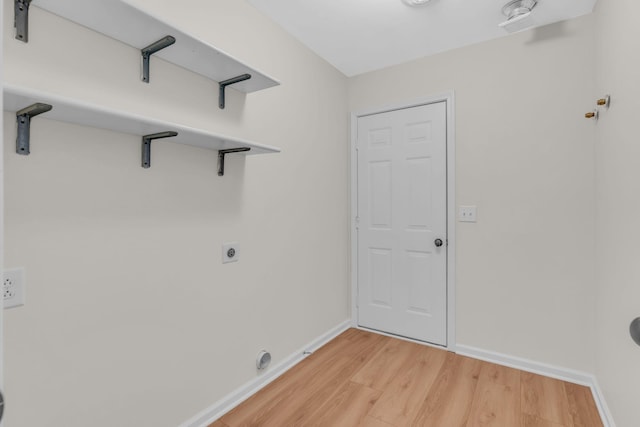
[213,329,603,427]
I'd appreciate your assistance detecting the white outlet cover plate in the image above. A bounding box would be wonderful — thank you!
[458,206,478,223]
[4,267,26,309]
[222,242,240,263]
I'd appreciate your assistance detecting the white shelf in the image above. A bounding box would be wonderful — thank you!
[32,0,280,94]
[4,84,281,156]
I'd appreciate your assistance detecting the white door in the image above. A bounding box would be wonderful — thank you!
[356,102,447,345]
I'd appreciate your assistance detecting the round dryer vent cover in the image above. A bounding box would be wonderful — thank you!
[256,350,272,370]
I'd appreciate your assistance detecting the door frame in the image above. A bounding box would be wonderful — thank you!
[350,91,456,351]
[1,0,5,419]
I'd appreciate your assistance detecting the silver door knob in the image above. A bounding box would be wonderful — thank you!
[0,389,4,422]
[434,238,443,247]
[631,317,640,346]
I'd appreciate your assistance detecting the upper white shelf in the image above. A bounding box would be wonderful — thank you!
[32,0,280,94]
[4,83,281,156]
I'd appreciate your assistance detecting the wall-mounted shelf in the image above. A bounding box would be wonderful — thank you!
[4,84,280,174]
[25,0,280,108]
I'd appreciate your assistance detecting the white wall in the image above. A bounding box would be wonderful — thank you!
[349,15,597,373]
[2,1,349,426]
[594,0,640,425]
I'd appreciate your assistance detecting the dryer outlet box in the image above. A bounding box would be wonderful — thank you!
[222,243,240,263]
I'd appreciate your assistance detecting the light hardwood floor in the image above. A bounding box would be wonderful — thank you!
[212,329,603,427]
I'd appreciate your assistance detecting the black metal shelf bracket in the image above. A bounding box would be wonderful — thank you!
[141,36,176,83]
[218,147,250,176]
[14,0,31,43]
[218,74,252,109]
[141,131,178,168]
[16,103,53,155]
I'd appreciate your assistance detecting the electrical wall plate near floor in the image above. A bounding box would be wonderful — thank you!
[4,268,26,309]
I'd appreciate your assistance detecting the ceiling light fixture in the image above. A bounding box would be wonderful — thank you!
[498,0,538,33]
[502,0,537,20]
[402,0,432,7]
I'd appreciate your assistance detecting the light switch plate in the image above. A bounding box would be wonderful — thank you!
[458,206,477,222]
[222,243,239,263]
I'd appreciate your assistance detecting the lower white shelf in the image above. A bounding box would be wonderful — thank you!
[3,83,281,159]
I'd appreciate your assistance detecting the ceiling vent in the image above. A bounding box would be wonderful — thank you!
[498,0,538,33]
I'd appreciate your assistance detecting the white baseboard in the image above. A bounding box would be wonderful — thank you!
[179,319,352,427]
[589,375,617,427]
[456,344,593,385]
[456,344,615,427]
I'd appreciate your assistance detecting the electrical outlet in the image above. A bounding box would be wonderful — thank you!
[3,268,25,309]
[222,243,240,264]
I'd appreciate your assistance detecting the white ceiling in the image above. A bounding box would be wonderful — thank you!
[246,0,598,76]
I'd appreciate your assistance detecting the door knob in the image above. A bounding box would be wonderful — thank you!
[434,238,443,247]
[631,317,640,346]
[0,389,4,422]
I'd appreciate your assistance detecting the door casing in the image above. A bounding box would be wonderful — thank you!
[350,92,456,351]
